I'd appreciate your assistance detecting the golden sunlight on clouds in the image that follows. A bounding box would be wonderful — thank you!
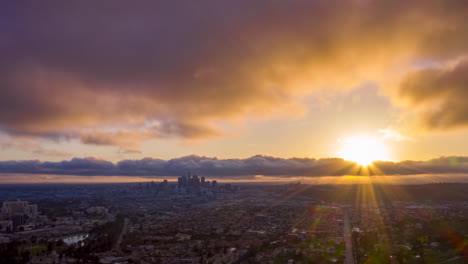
[1,1,468,160]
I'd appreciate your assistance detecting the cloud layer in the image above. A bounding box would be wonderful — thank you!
[1,1,468,151]
[0,156,467,177]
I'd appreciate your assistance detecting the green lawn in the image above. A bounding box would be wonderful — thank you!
[28,244,47,256]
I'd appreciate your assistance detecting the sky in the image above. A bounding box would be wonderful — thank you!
[1,1,468,180]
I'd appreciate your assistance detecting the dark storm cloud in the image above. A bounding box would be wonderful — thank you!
[0,156,467,177]
[1,1,468,150]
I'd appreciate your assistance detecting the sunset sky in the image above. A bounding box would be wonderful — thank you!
[1,1,468,179]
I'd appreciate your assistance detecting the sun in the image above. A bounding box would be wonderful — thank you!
[338,135,391,166]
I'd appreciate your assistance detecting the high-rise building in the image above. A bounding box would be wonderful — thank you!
[178,175,188,188]
[177,176,183,187]
[193,175,200,187]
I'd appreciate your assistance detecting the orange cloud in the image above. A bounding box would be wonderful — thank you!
[397,58,468,130]
[1,1,467,150]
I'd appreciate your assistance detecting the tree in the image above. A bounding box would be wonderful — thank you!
[21,250,31,263]
[56,239,65,247]
[47,241,55,253]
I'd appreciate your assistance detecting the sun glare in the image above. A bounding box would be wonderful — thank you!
[338,135,391,166]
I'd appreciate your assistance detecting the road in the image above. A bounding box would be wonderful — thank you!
[436,256,468,264]
[113,218,129,252]
[343,209,356,264]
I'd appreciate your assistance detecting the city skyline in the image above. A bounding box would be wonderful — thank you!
[0,2,466,263]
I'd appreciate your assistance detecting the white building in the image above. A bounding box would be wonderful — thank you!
[2,200,38,217]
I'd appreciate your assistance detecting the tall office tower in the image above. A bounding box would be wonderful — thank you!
[193,175,200,187]
[186,172,192,187]
[201,176,205,186]
[178,176,183,187]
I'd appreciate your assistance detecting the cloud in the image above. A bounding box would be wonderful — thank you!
[1,1,468,150]
[397,58,468,130]
[77,121,220,151]
[378,129,411,142]
[0,155,467,177]
[0,135,71,157]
